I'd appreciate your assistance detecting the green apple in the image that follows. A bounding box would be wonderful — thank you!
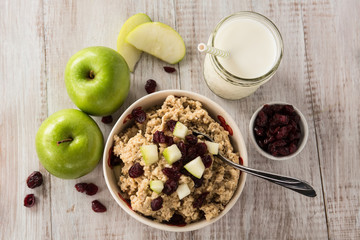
[184,156,205,179]
[117,13,152,72]
[162,144,182,164]
[177,183,190,200]
[205,141,219,155]
[173,121,188,139]
[65,46,130,116]
[35,109,104,179]
[140,144,159,165]
[150,180,164,194]
[126,22,186,64]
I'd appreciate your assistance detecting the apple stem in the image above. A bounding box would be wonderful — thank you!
[57,138,73,145]
[88,70,95,79]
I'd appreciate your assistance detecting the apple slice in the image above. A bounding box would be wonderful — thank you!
[173,122,188,139]
[150,180,164,194]
[126,22,186,64]
[162,144,182,165]
[205,141,219,155]
[184,156,205,179]
[117,13,152,72]
[177,183,191,200]
[140,144,158,165]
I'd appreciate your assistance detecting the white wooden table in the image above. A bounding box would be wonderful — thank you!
[1,0,359,239]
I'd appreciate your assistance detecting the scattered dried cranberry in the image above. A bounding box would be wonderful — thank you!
[168,213,185,225]
[162,179,178,195]
[151,196,163,211]
[153,131,166,143]
[26,171,43,189]
[193,192,209,208]
[176,141,187,157]
[192,177,203,188]
[75,183,88,193]
[167,120,177,132]
[145,79,157,94]
[24,194,35,208]
[85,183,98,196]
[129,163,144,178]
[101,115,113,124]
[253,104,302,157]
[196,142,208,156]
[162,168,181,181]
[109,147,122,167]
[132,107,146,123]
[201,155,212,168]
[186,146,198,161]
[92,200,107,213]
[165,135,174,146]
[172,159,183,171]
[185,134,198,145]
[163,66,176,73]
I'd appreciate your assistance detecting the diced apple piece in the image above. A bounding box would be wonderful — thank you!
[140,144,158,165]
[162,144,182,165]
[117,13,152,72]
[126,22,186,64]
[205,141,219,155]
[150,180,164,194]
[184,156,205,179]
[173,122,188,139]
[177,183,191,200]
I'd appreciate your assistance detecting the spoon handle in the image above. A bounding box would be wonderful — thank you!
[217,154,317,197]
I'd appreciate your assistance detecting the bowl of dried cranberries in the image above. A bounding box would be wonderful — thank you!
[249,102,309,160]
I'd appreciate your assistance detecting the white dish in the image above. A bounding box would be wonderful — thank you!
[103,90,248,232]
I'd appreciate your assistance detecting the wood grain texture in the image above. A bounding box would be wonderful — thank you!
[1,0,359,239]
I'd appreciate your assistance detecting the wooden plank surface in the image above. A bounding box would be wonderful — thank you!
[0,0,359,239]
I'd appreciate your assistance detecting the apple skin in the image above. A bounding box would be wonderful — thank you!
[35,109,104,179]
[65,46,130,116]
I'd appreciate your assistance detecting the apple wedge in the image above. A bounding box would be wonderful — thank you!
[163,144,182,165]
[140,144,158,165]
[117,13,152,72]
[173,122,188,139]
[126,22,186,64]
[184,156,205,179]
[205,141,219,155]
[150,180,164,194]
[177,183,191,200]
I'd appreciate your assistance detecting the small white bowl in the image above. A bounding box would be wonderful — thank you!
[103,90,248,232]
[249,102,308,161]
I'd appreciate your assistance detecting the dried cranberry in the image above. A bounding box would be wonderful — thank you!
[153,131,166,143]
[196,142,208,156]
[186,146,198,161]
[26,171,43,189]
[164,135,174,146]
[255,110,268,127]
[166,120,177,132]
[185,134,198,145]
[145,79,157,94]
[278,147,290,156]
[162,167,181,181]
[101,115,113,124]
[92,200,107,213]
[262,104,273,115]
[270,114,289,126]
[109,148,122,167]
[162,179,178,195]
[163,66,176,73]
[24,194,35,208]
[75,183,88,193]
[224,124,233,136]
[289,142,298,154]
[193,192,209,208]
[201,155,212,168]
[271,140,287,147]
[132,108,146,123]
[268,126,280,136]
[217,115,226,125]
[168,213,185,225]
[85,183,98,196]
[257,139,266,149]
[129,163,144,178]
[180,168,192,177]
[254,126,265,137]
[271,104,284,112]
[151,196,163,211]
[282,105,295,115]
[192,177,203,188]
[263,136,275,145]
[276,125,293,139]
[289,131,301,141]
[172,160,183,171]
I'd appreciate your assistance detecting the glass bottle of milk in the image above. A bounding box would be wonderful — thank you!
[203,12,283,100]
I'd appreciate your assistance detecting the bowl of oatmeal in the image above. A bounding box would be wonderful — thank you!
[103,90,248,231]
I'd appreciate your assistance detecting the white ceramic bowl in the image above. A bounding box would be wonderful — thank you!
[249,102,309,161]
[103,90,248,232]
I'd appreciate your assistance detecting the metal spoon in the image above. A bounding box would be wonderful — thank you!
[192,131,317,197]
